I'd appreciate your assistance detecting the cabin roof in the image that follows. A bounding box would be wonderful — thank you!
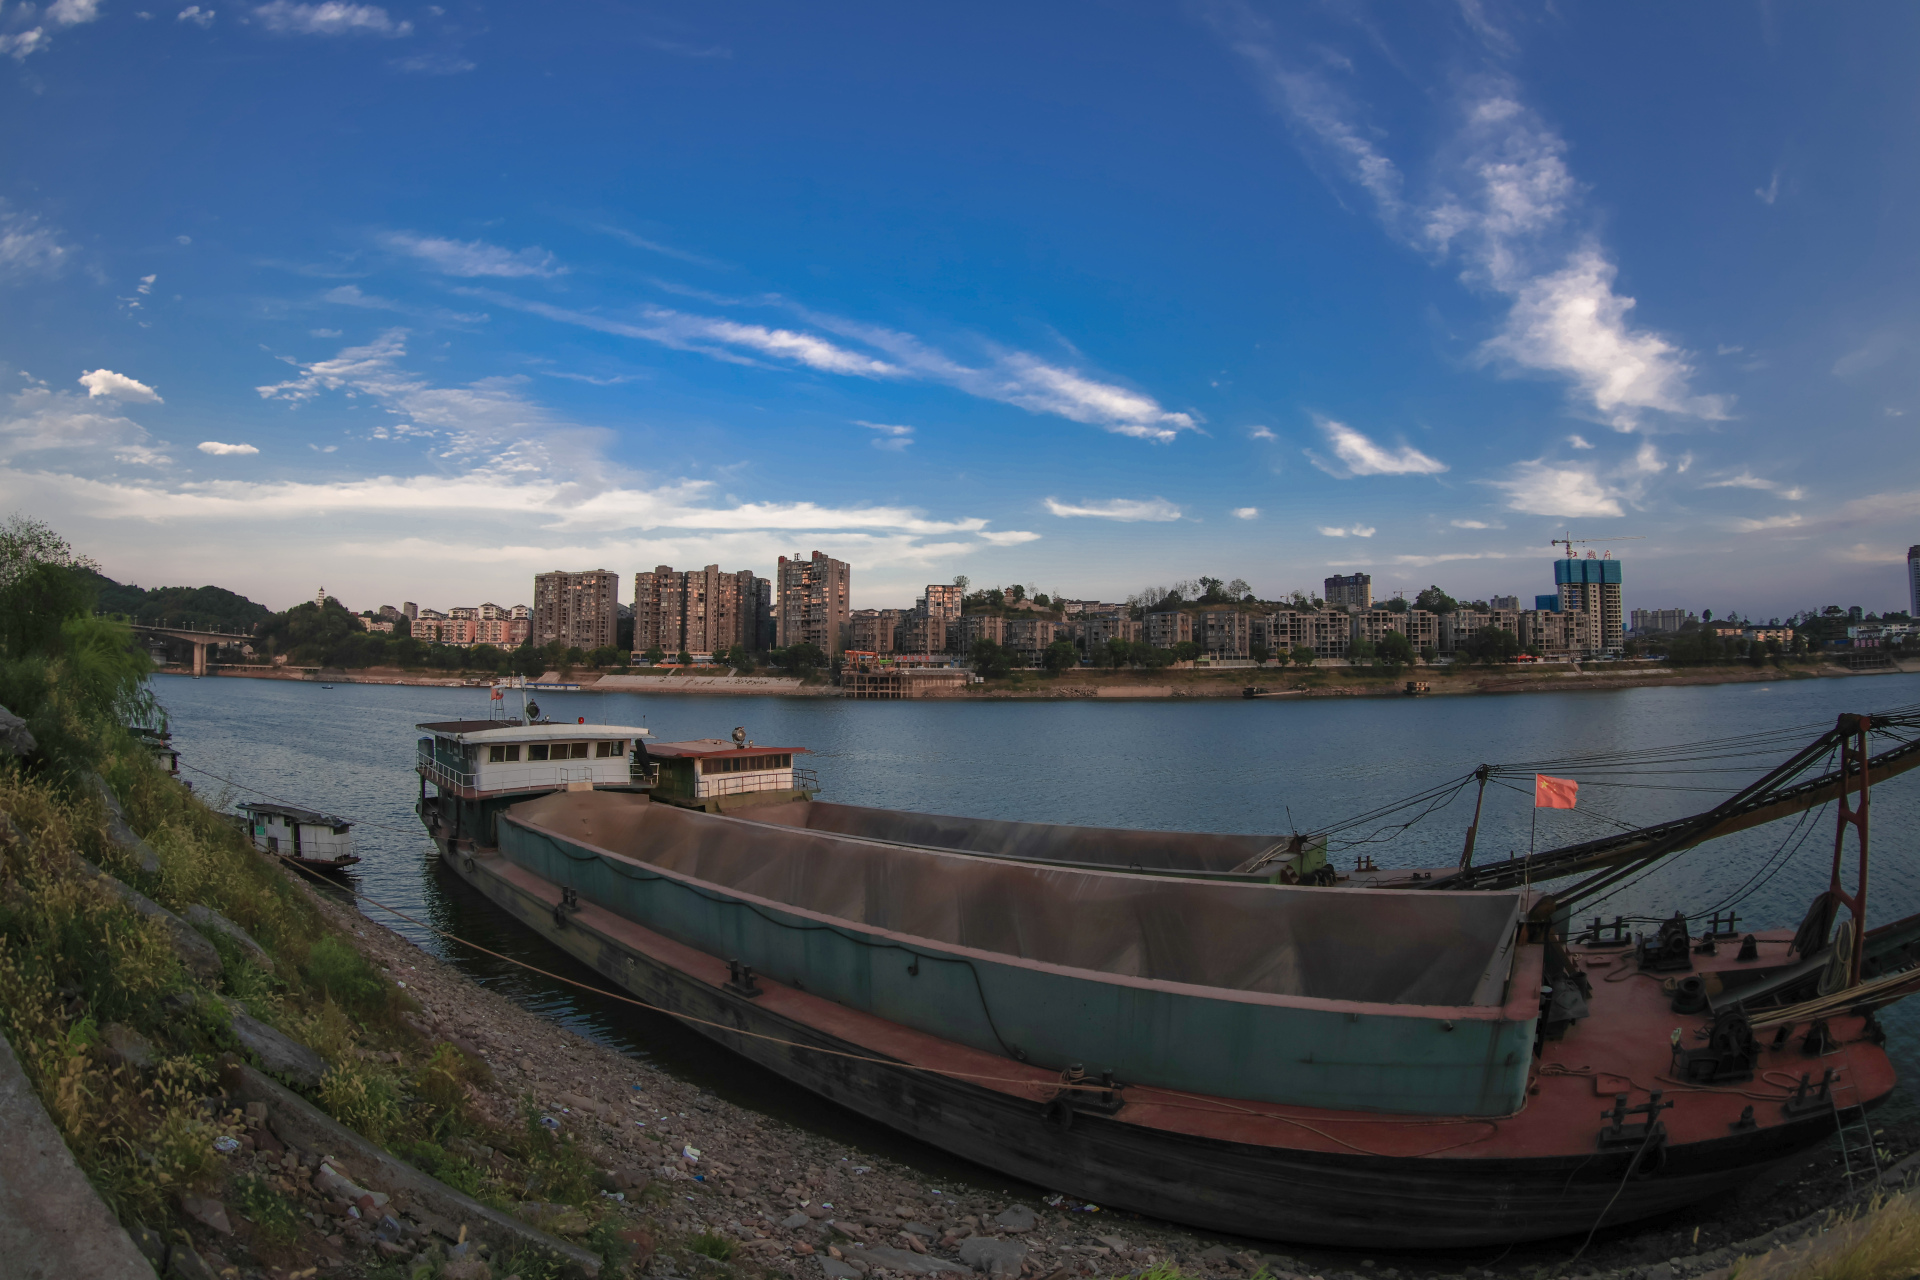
[237,801,350,829]
[417,721,649,743]
[647,739,808,760]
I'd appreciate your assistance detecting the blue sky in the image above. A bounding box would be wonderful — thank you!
[2,2,1916,616]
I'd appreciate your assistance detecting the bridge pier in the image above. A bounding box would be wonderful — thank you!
[192,641,209,677]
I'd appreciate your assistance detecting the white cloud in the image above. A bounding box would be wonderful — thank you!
[48,0,102,23]
[1833,331,1906,378]
[475,290,1197,441]
[1247,425,1277,441]
[977,530,1042,546]
[1316,524,1376,538]
[0,203,73,278]
[1734,513,1804,532]
[177,5,216,25]
[1231,506,1259,519]
[323,284,488,325]
[1756,172,1780,205]
[79,369,163,403]
[197,441,259,455]
[1311,417,1446,477]
[1044,497,1182,522]
[382,233,557,278]
[0,30,52,59]
[1450,519,1503,529]
[1567,434,1593,449]
[1489,460,1623,517]
[253,1,411,35]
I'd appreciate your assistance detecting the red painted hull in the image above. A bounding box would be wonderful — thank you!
[426,827,1891,1247]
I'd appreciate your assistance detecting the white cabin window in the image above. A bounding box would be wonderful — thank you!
[488,744,523,762]
[569,742,590,759]
[529,744,550,761]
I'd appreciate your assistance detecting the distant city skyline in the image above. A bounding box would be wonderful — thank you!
[4,6,1918,616]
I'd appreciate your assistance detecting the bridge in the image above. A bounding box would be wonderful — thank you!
[128,623,254,677]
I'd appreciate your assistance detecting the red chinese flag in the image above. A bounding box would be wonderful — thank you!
[491,687,504,701]
[1535,774,1578,809]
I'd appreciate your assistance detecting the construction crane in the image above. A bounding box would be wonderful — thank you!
[1551,532,1645,558]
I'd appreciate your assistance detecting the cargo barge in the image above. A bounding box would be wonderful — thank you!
[412,715,1917,1247]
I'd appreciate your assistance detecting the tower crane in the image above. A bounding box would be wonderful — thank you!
[1551,532,1645,558]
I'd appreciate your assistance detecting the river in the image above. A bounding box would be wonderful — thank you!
[150,670,1920,1168]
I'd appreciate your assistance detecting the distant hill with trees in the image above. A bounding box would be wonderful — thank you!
[84,570,271,633]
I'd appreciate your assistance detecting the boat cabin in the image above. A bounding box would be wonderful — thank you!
[238,801,356,865]
[645,739,816,813]
[415,720,650,798]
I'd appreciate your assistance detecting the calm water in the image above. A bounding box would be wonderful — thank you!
[152,672,1920,1163]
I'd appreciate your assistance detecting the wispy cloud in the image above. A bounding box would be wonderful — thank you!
[382,232,559,278]
[79,370,163,403]
[474,290,1199,441]
[1450,518,1503,529]
[1,385,169,467]
[1567,434,1593,449]
[1308,416,1447,477]
[177,6,216,26]
[1488,460,1623,517]
[392,51,474,74]
[1044,496,1182,522]
[1702,470,1805,500]
[1733,513,1804,532]
[323,284,489,325]
[594,225,727,269]
[197,441,258,456]
[1247,425,1277,441]
[858,420,914,452]
[1756,171,1780,205]
[253,1,411,36]
[1220,17,1727,434]
[637,34,731,59]
[1316,524,1376,537]
[1231,506,1259,519]
[0,202,74,279]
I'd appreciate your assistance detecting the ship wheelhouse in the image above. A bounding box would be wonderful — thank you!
[414,719,653,850]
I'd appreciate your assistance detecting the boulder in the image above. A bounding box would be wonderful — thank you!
[177,1196,231,1235]
[0,704,35,759]
[990,1206,1035,1233]
[86,773,161,877]
[185,905,275,974]
[958,1237,1028,1277]
[101,1022,154,1071]
[222,1001,326,1088]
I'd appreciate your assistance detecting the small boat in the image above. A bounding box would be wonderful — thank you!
[238,801,360,871]
[411,716,1920,1247]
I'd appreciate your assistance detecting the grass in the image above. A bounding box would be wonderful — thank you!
[688,1231,738,1262]
[234,1172,303,1250]
[1730,1195,1920,1280]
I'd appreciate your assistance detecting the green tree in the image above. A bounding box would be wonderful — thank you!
[643,645,665,666]
[1103,637,1134,668]
[1249,641,1270,666]
[1291,645,1317,667]
[1375,630,1415,671]
[1007,584,1026,602]
[724,644,752,671]
[1042,638,1080,675]
[1413,585,1458,614]
[1171,639,1201,663]
[1464,625,1520,664]
[675,649,693,667]
[1382,597,1409,614]
[970,638,1013,679]
[1349,639,1377,665]
[774,642,827,675]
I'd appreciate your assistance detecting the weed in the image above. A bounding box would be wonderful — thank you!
[1731,1195,1920,1280]
[392,1139,486,1197]
[234,1173,303,1250]
[415,1042,483,1133]
[516,1094,598,1204]
[318,1058,402,1144]
[689,1231,737,1262]
[304,935,389,1016]
[493,1244,567,1280]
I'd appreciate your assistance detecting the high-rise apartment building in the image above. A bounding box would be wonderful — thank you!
[533,569,619,651]
[776,551,852,658]
[633,565,767,659]
[1145,610,1193,649]
[1324,573,1372,610]
[402,602,418,621]
[1629,608,1695,635]
[1199,609,1251,659]
[1554,555,1624,655]
[913,583,963,653]
[1909,546,1920,617]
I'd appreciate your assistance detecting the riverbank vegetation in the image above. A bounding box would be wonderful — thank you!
[0,516,648,1276]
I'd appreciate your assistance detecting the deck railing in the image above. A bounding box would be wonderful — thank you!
[416,741,476,792]
[695,768,819,799]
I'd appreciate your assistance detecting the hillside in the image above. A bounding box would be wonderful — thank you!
[85,570,272,633]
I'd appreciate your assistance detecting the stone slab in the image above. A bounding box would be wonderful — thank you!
[0,1027,155,1279]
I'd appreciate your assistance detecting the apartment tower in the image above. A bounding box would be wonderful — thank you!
[776,551,852,657]
[532,570,620,650]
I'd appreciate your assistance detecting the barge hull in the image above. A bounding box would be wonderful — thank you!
[427,834,1865,1249]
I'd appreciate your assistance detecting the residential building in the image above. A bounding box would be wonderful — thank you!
[1075,610,1139,651]
[776,551,852,658]
[634,565,767,658]
[1630,608,1695,635]
[1303,610,1352,660]
[1352,608,1439,655]
[850,609,903,655]
[473,603,531,647]
[1490,595,1519,611]
[1910,546,1920,618]
[1145,609,1193,649]
[1554,554,1624,655]
[401,602,418,621]
[377,604,402,621]
[1324,573,1372,610]
[841,659,970,699]
[1004,617,1062,664]
[533,569,619,651]
[412,608,453,643]
[366,618,396,634]
[1706,622,1746,639]
[1747,625,1794,644]
[1439,609,1522,657]
[1535,595,1559,613]
[1519,609,1586,660]
[1199,609,1251,659]
[921,583,963,653]
[960,614,1006,651]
